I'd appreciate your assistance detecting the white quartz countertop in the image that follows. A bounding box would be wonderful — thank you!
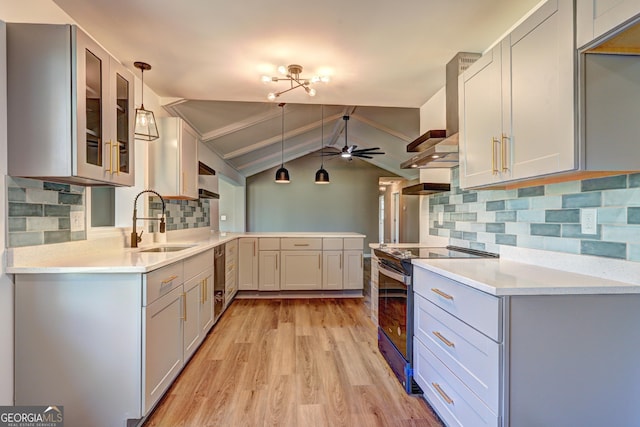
[412,258,640,296]
[7,232,366,274]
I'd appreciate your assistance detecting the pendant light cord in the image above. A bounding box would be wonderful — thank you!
[140,67,145,108]
[281,104,285,167]
[320,105,324,168]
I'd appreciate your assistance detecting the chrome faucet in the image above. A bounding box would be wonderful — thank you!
[131,189,166,248]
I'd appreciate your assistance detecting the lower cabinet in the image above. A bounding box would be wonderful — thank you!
[280,250,323,290]
[225,239,238,305]
[199,269,214,335]
[144,286,184,414]
[413,266,640,427]
[238,237,258,290]
[343,250,363,290]
[322,250,343,289]
[259,250,280,290]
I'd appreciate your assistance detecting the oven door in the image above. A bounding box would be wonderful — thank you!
[377,263,409,359]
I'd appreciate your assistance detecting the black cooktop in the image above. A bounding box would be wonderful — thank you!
[375,245,498,260]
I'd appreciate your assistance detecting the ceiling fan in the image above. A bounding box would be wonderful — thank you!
[323,116,385,160]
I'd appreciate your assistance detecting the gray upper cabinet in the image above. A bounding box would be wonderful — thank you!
[577,0,640,48]
[7,24,135,186]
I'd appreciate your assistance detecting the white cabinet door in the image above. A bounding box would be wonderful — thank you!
[200,270,214,335]
[182,277,201,362]
[508,0,575,180]
[280,251,322,290]
[179,122,199,199]
[106,58,135,186]
[238,238,258,290]
[577,0,640,48]
[258,251,280,291]
[151,117,199,199]
[323,251,343,289]
[144,286,183,414]
[460,0,575,188]
[343,250,363,290]
[459,45,506,188]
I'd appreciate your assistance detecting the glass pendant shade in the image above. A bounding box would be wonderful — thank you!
[275,166,290,183]
[134,106,159,141]
[315,167,330,184]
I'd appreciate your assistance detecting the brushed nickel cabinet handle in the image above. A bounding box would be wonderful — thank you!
[431,288,454,300]
[432,331,455,348]
[432,382,454,405]
[161,275,178,285]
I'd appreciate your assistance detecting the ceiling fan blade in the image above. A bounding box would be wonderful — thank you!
[322,152,342,156]
[355,151,385,156]
[352,147,381,153]
[348,145,357,153]
[356,154,374,159]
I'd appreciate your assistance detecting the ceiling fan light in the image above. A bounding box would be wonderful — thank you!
[275,166,290,183]
[341,152,351,158]
[315,167,330,184]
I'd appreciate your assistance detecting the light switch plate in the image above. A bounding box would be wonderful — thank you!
[220,214,227,221]
[71,211,85,232]
[581,208,597,235]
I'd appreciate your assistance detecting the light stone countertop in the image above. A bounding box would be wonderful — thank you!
[7,231,366,274]
[412,258,640,296]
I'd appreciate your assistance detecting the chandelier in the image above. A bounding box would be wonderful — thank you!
[262,64,330,101]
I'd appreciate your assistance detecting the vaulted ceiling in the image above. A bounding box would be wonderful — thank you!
[50,0,541,178]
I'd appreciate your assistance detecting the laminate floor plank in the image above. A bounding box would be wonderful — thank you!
[144,298,443,427]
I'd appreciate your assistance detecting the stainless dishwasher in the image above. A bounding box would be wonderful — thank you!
[213,244,225,321]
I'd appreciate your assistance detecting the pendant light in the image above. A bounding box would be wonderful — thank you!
[275,103,290,183]
[134,61,159,141]
[315,105,330,184]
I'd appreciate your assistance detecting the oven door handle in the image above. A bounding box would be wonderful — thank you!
[378,262,410,285]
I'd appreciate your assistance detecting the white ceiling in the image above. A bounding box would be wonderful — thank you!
[51,0,541,178]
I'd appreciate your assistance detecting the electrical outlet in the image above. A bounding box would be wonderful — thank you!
[220,215,227,221]
[581,208,597,235]
[71,211,85,232]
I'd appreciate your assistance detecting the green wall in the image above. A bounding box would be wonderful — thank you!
[246,152,398,248]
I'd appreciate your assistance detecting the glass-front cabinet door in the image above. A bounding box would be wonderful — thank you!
[74,27,135,186]
[108,59,135,186]
[75,28,110,182]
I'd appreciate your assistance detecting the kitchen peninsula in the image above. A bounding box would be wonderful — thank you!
[7,231,365,427]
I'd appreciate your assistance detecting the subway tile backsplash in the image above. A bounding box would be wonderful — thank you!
[7,177,86,247]
[149,196,210,232]
[429,168,640,261]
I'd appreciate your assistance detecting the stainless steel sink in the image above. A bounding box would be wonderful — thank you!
[138,246,195,253]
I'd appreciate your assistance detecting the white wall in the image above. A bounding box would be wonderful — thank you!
[419,86,445,133]
[218,176,246,232]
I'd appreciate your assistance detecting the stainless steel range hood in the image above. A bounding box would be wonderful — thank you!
[401,52,479,169]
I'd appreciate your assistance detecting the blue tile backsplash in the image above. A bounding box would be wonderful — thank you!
[430,168,640,261]
[149,196,210,232]
[7,177,86,247]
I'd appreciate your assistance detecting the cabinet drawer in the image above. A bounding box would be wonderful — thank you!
[414,267,502,341]
[144,262,184,306]
[344,237,364,250]
[259,238,280,250]
[281,238,322,250]
[414,293,500,412]
[183,249,213,281]
[323,238,343,250]
[225,239,237,254]
[414,337,499,427]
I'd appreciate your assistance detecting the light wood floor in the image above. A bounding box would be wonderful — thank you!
[144,298,443,427]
